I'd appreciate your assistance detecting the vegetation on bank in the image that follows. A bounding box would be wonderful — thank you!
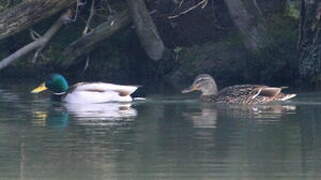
[0,0,319,89]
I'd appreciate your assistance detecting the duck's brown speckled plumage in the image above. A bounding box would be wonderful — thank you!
[183,74,296,105]
[201,84,292,104]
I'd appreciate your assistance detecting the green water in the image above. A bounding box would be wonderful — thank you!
[0,80,321,180]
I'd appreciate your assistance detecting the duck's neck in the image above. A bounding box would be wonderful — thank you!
[202,90,217,96]
[51,93,66,101]
[200,94,217,102]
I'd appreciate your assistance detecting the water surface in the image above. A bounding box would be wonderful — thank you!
[0,80,321,180]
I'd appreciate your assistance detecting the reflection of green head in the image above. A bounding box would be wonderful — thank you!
[47,112,69,129]
[45,74,69,93]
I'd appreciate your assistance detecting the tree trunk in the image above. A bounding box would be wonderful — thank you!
[0,0,75,40]
[298,0,321,84]
[61,10,131,67]
[224,0,270,51]
[126,0,165,61]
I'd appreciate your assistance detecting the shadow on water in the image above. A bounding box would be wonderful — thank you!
[1,81,321,179]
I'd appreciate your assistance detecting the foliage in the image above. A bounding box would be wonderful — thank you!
[249,14,299,86]
[0,0,308,89]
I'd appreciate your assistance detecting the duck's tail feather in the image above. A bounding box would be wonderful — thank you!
[280,94,296,101]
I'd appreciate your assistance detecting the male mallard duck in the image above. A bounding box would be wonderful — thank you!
[31,74,140,104]
[182,74,296,104]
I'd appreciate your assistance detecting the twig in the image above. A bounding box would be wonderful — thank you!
[106,0,115,15]
[72,0,87,22]
[5,0,13,8]
[83,0,96,35]
[32,45,45,63]
[168,0,208,19]
[29,29,41,41]
[171,0,184,15]
[82,55,90,72]
[178,0,185,8]
[253,0,263,17]
[82,0,96,71]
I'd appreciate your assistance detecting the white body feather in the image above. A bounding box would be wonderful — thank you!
[63,82,139,104]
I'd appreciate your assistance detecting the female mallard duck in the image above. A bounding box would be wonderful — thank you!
[182,74,296,104]
[31,74,140,104]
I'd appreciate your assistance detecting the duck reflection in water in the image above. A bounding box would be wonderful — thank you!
[226,104,297,120]
[183,105,218,128]
[32,103,138,128]
[65,103,137,120]
[183,104,297,129]
[32,110,69,128]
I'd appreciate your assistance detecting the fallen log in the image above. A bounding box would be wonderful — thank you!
[0,0,75,40]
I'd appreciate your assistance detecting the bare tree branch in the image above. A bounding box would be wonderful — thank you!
[61,9,131,67]
[81,0,96,71]
[31,44,45,63]
[168,0,208,19]
[0,10,72,70]
[83,0,96,35]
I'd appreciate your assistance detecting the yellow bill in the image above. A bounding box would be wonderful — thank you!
[31,83,48,93]
[181,85,198,94]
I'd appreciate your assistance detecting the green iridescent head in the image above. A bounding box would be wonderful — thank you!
[31,74,69,94]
